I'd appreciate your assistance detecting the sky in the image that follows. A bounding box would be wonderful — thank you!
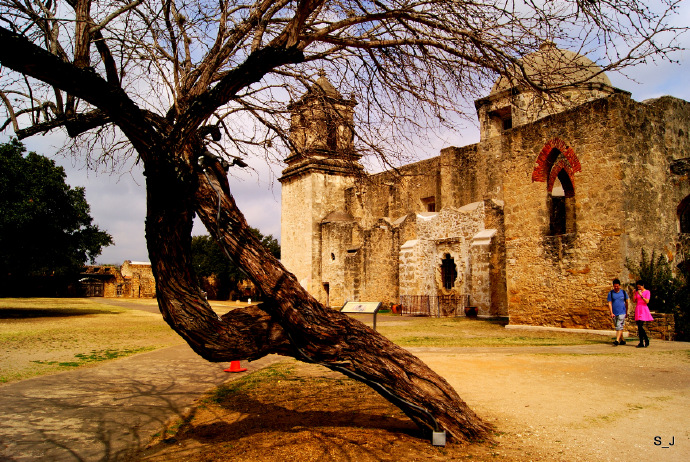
[2,5,689,265]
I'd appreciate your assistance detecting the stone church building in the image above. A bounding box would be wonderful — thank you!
[80,260,156,298]
[280,43,690,332]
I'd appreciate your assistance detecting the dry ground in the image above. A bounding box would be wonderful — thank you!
[2,300,689,461]
[139,344,690,462]
[139,361,510,462]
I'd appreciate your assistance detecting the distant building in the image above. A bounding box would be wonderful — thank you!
[80,260,156,298]
[280,43,689,334]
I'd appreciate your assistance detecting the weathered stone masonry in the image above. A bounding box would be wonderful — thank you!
[280,44,690,336]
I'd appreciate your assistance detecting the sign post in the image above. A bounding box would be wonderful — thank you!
[340,301,383,330]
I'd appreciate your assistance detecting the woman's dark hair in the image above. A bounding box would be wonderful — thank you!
[636,280,645,287]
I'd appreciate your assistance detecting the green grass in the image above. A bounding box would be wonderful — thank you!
[376,315,608,347]
[30,347,155,368]
[0,298,183,383]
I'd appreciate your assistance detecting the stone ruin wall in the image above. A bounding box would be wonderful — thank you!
[396,201,509,317]
[82,261,155,299]
[120,261,156,298]
[320,218,355,307]
[321,214,417,307]
[439,145,482,209]
[484,201,508,316]
[326,144,511,313]
[359,220,402,305]
[619,96,690,267]
[400,205,485,298]
[324,155,495,308]
[317,157,443,307]
[346,157,442,226]
[502,93,690,330]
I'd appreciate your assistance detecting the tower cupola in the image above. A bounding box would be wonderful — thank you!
[281,72,362,181]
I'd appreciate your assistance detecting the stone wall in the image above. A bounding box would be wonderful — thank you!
[620,96,690,263]
[321,213,409,307]
[359,220,401,304]
[321,215,357,306]
[281,174,315,291]
[120,261,156,298]
[281,169,358,302]
[347,157,441,226]
[501,93,690,331]
[81,261,155,299]
[501,95,629,329]
[396,201,508,316]
[626,312,676,341]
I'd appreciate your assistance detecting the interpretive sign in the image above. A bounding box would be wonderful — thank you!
[340,301,383,330]
[341,301,381,314]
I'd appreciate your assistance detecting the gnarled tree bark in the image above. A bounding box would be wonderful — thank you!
[0,23,491,442]
[143,142,491,441]
[5,0,679,446]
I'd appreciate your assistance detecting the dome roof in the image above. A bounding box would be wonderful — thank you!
[490,42,611,95]
[289,71,351,110]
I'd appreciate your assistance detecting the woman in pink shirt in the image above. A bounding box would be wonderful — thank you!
[634,280,653,348]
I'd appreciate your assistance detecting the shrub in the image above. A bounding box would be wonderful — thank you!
[625,249,690,340]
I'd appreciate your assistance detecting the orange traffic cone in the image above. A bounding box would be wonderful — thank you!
[224,361,247,373]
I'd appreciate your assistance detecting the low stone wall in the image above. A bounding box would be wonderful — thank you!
[626,312,675,341]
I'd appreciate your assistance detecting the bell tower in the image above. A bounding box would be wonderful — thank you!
[279,74,363,302]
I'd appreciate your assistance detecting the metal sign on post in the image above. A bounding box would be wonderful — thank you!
[340,301,382,330]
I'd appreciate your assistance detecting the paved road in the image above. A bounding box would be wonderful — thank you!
[0,300,284,462]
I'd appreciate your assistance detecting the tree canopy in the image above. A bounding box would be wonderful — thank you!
[1,1,685,165]
[0,139,113,285]
[0,0,686,443]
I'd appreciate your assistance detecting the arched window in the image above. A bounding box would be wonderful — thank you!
[532,138,579,235]
[441,254,457,290]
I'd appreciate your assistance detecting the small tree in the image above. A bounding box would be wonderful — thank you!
[625,249,681,313]
[626,248,690,340]
[0,139,113,294]
[670,251,690,341]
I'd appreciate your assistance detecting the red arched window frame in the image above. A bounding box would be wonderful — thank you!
[532,137,580,189]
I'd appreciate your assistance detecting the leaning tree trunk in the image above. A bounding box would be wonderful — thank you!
[144,148,491,442]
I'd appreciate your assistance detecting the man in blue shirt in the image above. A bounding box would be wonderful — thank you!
[607,278,629,346]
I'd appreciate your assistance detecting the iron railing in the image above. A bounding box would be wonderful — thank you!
[399,294,470,317]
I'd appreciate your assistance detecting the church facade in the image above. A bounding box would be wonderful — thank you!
[280,44,690,332]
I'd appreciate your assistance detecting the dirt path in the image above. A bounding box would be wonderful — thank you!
[412,343,690,461]
[2,298,688,461]
[0,345,284,462]
[139,341,690,462]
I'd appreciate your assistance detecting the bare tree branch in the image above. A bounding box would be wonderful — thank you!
[1,0,686,443]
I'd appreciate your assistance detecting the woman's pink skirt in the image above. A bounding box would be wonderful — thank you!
[635,306,654,322]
